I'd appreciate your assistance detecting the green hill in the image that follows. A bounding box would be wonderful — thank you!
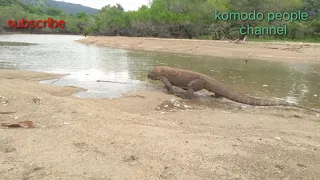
[0,0,96,34]
[22,0,99,15]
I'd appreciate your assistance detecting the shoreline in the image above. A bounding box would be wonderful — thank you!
[77,36,320,63]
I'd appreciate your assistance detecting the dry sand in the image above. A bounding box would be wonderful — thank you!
[78,36,320,63]
[0,68,319,180]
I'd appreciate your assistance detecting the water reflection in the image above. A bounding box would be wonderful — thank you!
[0,34,319,108]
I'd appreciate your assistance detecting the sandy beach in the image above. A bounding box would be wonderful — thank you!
[78,36,320,63]
[1,37,320,179]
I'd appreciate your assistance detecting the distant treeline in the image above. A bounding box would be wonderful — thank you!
[0,0,319,42]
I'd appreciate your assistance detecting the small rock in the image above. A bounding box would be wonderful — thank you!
[63,122,69,125]
[164,105,168,108]
[32,97,41,105]
[262,84,268,87]
[88,113,92,116]
[123,155,138,162]
[275,137,281,140]
[183,105,191,108]
[314,94,318,97]
[14,116,18,120]
[174,103,180,107]
[316,114,319,117]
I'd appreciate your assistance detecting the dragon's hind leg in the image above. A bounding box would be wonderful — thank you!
[186,79,206,99]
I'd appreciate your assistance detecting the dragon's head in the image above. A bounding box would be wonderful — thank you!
[147,67,162,80]
[147,70,158,80]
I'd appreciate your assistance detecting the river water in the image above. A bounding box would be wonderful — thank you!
[0,34,319,108]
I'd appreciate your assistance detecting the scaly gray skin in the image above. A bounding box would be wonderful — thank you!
[147,66,320,113]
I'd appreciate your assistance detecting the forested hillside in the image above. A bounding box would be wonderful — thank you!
[0,0,96,34]
[0,0,319,42]
[22,0,99,15]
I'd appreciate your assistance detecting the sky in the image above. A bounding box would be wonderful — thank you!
[55,0,151,11]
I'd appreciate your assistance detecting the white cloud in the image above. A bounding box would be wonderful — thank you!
[55,0,150,11]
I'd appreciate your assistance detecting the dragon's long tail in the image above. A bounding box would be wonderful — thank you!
[206,79,320,113]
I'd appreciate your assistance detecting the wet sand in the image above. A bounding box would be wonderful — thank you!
[78,36,320,63]
[0,69,319,179]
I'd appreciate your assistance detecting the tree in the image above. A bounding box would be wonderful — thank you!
[46,7,63,16]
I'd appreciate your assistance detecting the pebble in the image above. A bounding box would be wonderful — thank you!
[262,85,268,87]
[183,105,191,108]
[275,137,281,140]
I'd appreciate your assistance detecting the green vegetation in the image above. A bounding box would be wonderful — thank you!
[0,0,95,34]
[0,0,319,42]
[22,0,99,15]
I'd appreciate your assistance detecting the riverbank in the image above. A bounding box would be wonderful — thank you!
[78,36,320,63]
[1,69,319,179]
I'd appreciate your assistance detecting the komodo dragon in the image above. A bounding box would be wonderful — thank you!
[147,66,320,113]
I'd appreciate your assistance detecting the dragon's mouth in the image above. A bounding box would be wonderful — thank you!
[147,70,156,80]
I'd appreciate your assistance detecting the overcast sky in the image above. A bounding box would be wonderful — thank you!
[55,0,150,11]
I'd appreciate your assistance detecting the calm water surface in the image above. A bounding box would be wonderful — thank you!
[0,34,319,108]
